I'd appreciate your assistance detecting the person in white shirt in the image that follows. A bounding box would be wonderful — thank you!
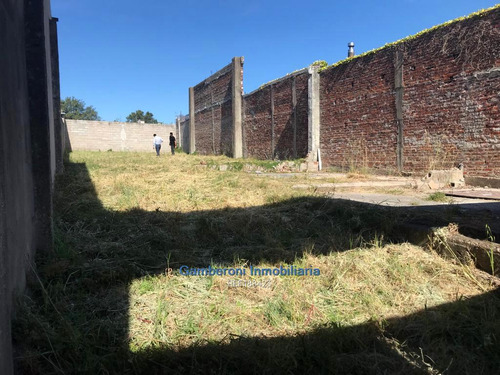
[153,134,163,156]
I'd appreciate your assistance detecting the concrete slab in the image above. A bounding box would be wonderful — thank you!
[444,189,500,201]
[293,181,410,190]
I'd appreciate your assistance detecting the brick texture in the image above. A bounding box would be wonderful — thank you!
[401,10,500,176]
[320,50,398,172]
[193,63,233,155]
[319,7,500,176]
[243,70,309,159]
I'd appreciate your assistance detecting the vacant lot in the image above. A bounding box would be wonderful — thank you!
[14,151,499,374]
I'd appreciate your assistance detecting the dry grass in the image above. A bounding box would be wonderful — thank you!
[13,151,500,374]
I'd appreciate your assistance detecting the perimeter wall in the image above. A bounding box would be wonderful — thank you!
[319,7,500,176]
[65,120,175,152]
[182,6,500,177]
[0,0,62,373]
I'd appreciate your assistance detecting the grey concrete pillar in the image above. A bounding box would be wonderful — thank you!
[176,117,181,148]
[189,87,195,154]
[394,49,404,172]
[25,0,54,253]
[0,1,36,372]
[50,17,63,174]
[308,65,320,161]
[231,57,244,158]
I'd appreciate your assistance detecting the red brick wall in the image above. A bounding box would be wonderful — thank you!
[193,63,233,155]
[320,50,398,172]
[243,70,309,159]
[402,10,500,176]
[319,7,500,176]
[186,8,499,176]
[244,85,272,159]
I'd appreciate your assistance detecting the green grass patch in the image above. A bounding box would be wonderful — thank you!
[12,151,500,374]
[426,192,450,202]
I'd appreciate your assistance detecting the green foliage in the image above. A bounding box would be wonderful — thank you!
[311,60,328,69]
[126,110,158,124]
[320,4,500,73]
[61,96,101,120]
[426,192,449,202]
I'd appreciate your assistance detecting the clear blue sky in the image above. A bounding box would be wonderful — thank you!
[51,0,499,123]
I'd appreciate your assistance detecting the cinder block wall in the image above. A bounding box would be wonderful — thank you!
[66,120,176,152]
[0,0,61,373]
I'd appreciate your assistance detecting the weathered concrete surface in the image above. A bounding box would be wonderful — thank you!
[432,227,500,276]
[189,87,195,154]
[1,2,34,372]
[50,17,63,174]
[66,120,175,152]
[25,0,55,253]
[420,169,465,189]
[232,57,243,158]
[293,181,410,191]
[1,0,60,373]
[307,65,320,162]
[465,177,500,189]
[329,191,500,240]
[445,189,500,200]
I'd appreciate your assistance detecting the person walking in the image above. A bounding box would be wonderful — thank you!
[169,132,176,155]
[153,134,163,156]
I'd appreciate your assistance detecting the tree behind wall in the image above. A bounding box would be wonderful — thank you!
[126,110,158,124]
[61,97,101,120]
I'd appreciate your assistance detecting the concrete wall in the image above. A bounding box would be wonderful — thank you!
[66,120,176,152]
[0,0,61,373]
[243,69,310,159]
[179,115,190,153]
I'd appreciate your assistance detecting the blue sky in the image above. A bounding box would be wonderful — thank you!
[51,0,499,123]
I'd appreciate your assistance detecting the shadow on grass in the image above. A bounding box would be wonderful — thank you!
[13,161,500,374]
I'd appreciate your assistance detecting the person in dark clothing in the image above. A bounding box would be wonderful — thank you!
[169,132,176,155]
